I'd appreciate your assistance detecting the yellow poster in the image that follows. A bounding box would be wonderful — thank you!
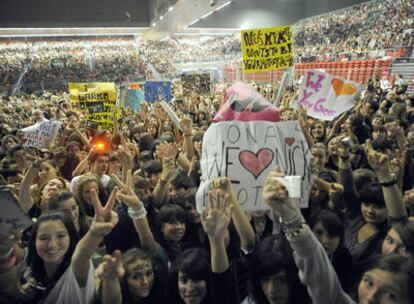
[241,26,294,73]
[68,82,119,131]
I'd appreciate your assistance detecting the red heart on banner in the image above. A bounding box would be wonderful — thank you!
[239,148,274,179]
[285,137,295,146]
[331,79,357,96]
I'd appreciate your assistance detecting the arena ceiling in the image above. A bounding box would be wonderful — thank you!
[0,0,370,37]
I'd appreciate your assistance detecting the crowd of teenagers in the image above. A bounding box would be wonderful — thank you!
[0,73,413,304]
[2,0,414,94]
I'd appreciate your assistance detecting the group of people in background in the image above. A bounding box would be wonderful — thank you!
[0,0,414,302]
[0,72,413,303]
[1,0,413,95]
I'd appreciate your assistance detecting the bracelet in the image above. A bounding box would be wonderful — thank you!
[284,228,303,238]
[159,179,168,187]
[279,212,305,229]
[379,179,397,187]
[339,155,350,160]
[184,134,192,137]
[279,212,305,238]
[128,206,147,220]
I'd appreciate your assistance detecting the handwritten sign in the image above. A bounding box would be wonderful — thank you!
[297,70,363,121]
[69,82,119,131]
[196,121,312,212]
[22,120,61,149]
[0,188,33,237]
[241,26,294,73]
[124,89,144,113]
[144,81,172,102]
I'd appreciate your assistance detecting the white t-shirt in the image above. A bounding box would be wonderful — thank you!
[44,261,95,304]
[70,174,110,193]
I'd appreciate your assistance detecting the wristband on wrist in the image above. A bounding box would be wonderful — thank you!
[159,179,168,186]
[379,179,397,187]
[128,206,147,220]
[184,134,192,137]
[339,155,350,160]
[279,212,306,238]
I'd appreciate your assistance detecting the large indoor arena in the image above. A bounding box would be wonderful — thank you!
[0,0,413,303]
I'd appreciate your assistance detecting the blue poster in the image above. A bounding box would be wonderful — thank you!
[144,81,172,102]
[125,89,144,112]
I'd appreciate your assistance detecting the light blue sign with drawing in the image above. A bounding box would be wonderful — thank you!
[125,89,144,112]
[144,81,172,102]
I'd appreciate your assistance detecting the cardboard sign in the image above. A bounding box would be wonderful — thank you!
[297,70,363,121]
[144,81,172,102]
[68,82,119,131]
[124,89,144,113]
[241,26,294,73]
[0,188,33,237]
[196,121,312,212]
[22,120,61,149]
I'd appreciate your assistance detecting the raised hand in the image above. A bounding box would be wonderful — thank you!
[98,250,125,280]
[262,169,299,218]
[161,157,176,182]
[297,106,308,129]
[194,141,202,158]
[188,157,200,178]
[365,143,391,180]
[403,188,414,209]
[118,135,133,169]
[328,183,344,205]
[180,116,193,136]
[89,187,119,237]
[112,170,143,210]
[212,177,237,203]
[156,142,178,160]
[201,190,233,241]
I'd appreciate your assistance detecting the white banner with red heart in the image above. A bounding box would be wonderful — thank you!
[196,121,312,211]
[296,70,363,121]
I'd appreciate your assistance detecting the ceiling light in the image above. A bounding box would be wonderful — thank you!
[215,0,233,11]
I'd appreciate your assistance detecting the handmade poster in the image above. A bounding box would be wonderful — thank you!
[196,83,311,212]
[296,70,363,121]
[21,120,61,149]
[195,121,312,211]
[124,88,144,113]
[68,82,119,131]
[144,81,172,102]
[0,188,33,238]
[241,26,294,73]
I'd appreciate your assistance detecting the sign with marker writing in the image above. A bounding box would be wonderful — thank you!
[68,82,119,131]
[297,70,363,121]
[241,26,294,73]
[196,121,312,212]
[21,120,62,149]
[0,188,33,238]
